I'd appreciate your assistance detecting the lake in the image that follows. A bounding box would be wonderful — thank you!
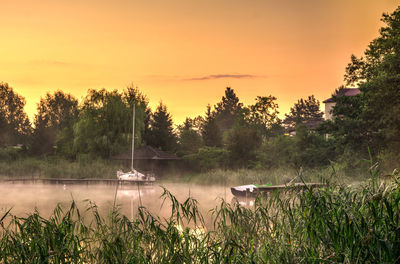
[0,183,235,224]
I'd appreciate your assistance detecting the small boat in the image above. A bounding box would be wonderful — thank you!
[231,182,325,198]
[230,183,272,198]
[117,169,155,182]
[117,103,155,184]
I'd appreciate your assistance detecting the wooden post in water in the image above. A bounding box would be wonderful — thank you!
[137,182,142,207]
[113,180,119,210]
[131,197,134,220]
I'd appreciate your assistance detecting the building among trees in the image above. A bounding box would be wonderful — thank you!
[284,95,324,136]
[323,88,360,120]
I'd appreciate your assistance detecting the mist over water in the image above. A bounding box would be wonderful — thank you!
[0,183,234,222]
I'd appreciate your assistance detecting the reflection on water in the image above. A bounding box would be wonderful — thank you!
[116,185,157,219]
[116,186,156,201]
[231,197,255,207]
[0,183,234,222]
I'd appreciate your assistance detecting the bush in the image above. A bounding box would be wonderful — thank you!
[182,147,229,171]
[0,147,24,161]
[0,157,120,179]
[257,126,336,169]
[226,126,262,168]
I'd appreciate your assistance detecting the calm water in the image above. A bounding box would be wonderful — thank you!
[0,183,234,222]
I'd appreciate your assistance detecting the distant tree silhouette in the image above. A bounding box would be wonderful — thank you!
[284,95,323,130]
[201,105,222,147]
[244,95,281,138]
[72,88,147,158]
[177,116,204,132]
[31,91,78,155]
[143,107,153,146]
[0,82,31,146]
[147,102,177,151]
[177,118,203,156]
[214,87,243,132]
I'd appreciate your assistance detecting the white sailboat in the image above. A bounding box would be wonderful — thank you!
[117,104,155,183]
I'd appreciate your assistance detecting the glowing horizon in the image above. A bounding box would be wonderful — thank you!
[1,0,398,124]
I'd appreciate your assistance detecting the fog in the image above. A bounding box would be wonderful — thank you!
[0,183,235,223]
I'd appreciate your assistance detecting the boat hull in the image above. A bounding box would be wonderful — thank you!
[117,169,155,184]
[230,184,257,198]
[230,188,256,198]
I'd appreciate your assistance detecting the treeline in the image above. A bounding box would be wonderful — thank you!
[2,7,400,173]
[0,82,330,169]
[0,85,169,159]
[0,81,389,173]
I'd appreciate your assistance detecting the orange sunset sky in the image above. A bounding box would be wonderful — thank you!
[1,0,399,124]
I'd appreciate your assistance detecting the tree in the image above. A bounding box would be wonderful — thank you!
[226,125,262,168]
[183,146,228,171]
[244,95,281,138]
[177,116,204,132]
[177,118,203,156]
[291,124,335,168]
[31,91,78,155]
[121,85,154,148]
[123,85,150,148]
[318,90,370,153]
[344,9,400,86]
[0,82,31,146]
[214,87,243,132]
[201,105,222,147]
[142,107,153,146]
[246,95,279,127]
[284,95,323,130]
[147,102,177,151]
[338,6,400,157]
[72,88,147,158]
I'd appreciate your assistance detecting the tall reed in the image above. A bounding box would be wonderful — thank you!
[1,168,399,263]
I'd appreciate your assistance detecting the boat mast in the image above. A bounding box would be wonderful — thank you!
[131,103,135,171]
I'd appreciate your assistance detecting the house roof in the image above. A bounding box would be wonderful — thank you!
[112,145,180,160]
[323,88,360,103]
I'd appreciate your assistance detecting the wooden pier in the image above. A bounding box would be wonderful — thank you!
[0,178,154,186]
[255,182,326,193]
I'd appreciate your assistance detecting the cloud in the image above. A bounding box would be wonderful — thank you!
[47,60,70,66]
[183,74,260,81]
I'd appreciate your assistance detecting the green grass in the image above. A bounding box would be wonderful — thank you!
[174,164,369,186]
[1,167,400,263]
[0,155,371,186]
[172,168,298,186]
[0,158,121,179]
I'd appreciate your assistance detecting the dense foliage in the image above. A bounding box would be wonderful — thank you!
[0,83,31,147]
[327,6,400,167]
[283,95,323,130]
[146,102,177,152]
[60,87,149,159]
[31,91,79,155]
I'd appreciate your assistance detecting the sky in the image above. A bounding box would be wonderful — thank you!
[1,0,399,124]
